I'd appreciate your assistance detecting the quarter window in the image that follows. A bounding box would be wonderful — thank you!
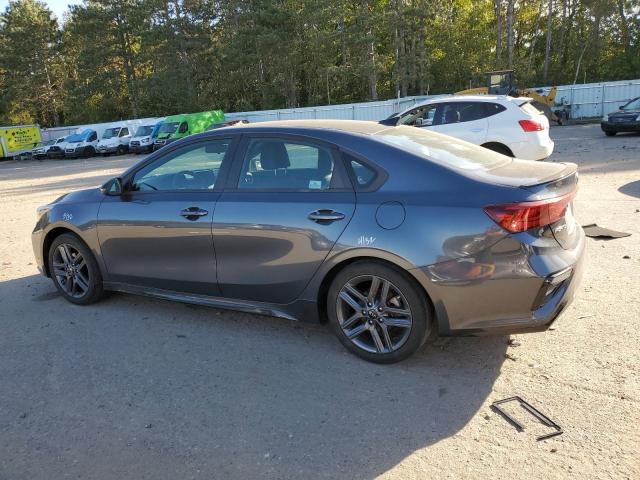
[238,139,334,190]
[345,154,376,188]
[131,140,230,192]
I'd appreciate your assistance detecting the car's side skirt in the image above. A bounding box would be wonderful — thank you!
[103,281,320,323]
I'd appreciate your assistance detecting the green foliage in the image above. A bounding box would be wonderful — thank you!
[1,0,638,127]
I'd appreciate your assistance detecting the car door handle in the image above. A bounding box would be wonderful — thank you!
[308,209,345,223]
[180,207,209,220]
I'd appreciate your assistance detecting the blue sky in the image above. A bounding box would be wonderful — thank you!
[0,1,82,20]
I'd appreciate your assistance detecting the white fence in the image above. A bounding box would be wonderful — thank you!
[225,96,435,124]
[227,78,640,122]
[551,79,640,119]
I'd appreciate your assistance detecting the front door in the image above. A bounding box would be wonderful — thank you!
[214,136,355,304]
[98,138,234,295]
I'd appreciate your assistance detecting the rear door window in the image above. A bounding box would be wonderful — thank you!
[238,138,335,190]
[439,102,487,124]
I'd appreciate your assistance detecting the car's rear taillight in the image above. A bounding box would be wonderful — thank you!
[518,119,545,132]
[484,191,576,233]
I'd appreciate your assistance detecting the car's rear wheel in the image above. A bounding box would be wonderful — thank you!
[327,261,431,363]
[48,233,104,305]
[604,131,616,137]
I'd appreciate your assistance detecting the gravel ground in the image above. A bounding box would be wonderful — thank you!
[0,124,638,480]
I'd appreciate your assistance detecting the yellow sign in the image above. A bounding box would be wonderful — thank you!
[1,125,41,154]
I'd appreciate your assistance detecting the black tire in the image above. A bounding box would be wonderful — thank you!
[482,143,514,157]
[604,131,616,137]
[327,261,432,364]
[48,233,104,305]
[84,146,95,158]
[117,145,126,155]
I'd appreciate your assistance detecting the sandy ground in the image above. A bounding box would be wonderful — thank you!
[0,124,638,480]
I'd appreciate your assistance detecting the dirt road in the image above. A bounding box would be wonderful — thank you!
[0,124,638,479]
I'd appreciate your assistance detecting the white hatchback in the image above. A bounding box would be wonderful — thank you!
[386,95,554,161]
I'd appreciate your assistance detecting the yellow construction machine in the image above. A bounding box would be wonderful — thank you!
[456,70,570,125]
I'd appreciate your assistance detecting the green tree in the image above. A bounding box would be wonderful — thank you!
[0,0,62,125]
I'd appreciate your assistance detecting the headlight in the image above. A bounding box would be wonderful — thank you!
[141,138,150,144]
[36,205,50,218]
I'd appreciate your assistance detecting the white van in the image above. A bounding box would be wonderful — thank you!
[129,118,165,154]
[96,122,134,156]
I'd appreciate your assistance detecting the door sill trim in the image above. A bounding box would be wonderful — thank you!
[103,281,300,321]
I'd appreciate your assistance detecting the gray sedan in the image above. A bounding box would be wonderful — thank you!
[32,120,584,363]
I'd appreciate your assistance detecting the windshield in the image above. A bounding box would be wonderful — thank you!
[134,125,153,137]
[102,127,120,139]
[375,126,510,171]
[158,122,179,134]
[621,98,640,110]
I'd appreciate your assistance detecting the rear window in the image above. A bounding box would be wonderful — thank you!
[519,101,543,116]
[375,126,510,171]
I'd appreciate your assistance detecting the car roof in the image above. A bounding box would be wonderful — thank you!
[396,95,532,115]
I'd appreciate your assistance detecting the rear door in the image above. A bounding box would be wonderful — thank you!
[213,135,355,304]
[429,101,488,144]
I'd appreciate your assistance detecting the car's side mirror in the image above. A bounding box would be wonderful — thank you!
[620,105,626,110]
[101,177,123,196]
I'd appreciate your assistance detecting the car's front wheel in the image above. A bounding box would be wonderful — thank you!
[604,131,616,137]
[327,261,431,363]
[48,233,104,305]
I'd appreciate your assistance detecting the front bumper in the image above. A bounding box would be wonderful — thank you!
[413,226,585,335]
[130,143,152,153]
[31,226,47,277]
[65,149,84,158]
[47,150,65,158]
[601,120,640,133]
[97,146,119,154]
[153,139,176,151]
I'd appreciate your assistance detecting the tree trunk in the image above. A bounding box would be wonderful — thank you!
[506,0,515,68]
[527,0,545,70]
[495,0,503,65]
[367,29,378,100]
[543,0,553,83]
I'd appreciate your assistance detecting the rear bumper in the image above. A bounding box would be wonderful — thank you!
[601,120,640,133]
[509,137,555,161]
[412,226,585,336]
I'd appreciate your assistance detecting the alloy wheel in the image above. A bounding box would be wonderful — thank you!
[336,275,413,354]
[51,243,90,298]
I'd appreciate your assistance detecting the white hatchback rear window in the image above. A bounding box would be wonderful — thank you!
[519,102,543,116]
[375,126,510,171]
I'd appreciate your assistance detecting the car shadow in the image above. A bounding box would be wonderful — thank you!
[1,274,507,479]
[619,180,640,199]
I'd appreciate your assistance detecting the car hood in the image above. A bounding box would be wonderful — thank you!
[50,187,103,205]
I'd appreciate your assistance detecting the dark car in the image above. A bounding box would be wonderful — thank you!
[32,121,584,363]
[601,97,640,136]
